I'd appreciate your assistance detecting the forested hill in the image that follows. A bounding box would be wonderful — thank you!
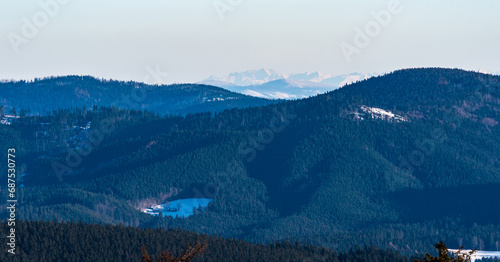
[0,75,277,116]
[1,68,499,256]
[295,68,500,121]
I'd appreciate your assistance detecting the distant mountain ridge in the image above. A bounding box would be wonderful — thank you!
[0,75,277,116]
[198,68,373,99]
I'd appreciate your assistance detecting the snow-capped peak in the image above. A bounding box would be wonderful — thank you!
[223,68,286,86]
[197,69,376,100]
[200,69,374,87]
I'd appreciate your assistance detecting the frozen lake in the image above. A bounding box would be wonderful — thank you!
[142,198,213,218]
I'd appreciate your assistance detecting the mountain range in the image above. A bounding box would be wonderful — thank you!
[1,68,500,257]
[0,76,277,116]
[0,70,372,117]
[198,68,373,99]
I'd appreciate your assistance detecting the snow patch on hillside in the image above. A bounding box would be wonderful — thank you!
[352,106,407,122]
[448,250,500,262]
[361,106,406,122]
[241,89,268,98]
[203,96,237,102]
[242,90,298,99]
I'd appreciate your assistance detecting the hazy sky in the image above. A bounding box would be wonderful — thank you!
[1,0,499,84]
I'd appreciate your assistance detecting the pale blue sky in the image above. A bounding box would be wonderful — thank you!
[1,0,499,84]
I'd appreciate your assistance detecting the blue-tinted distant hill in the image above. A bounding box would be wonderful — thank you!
[0,76,278,115]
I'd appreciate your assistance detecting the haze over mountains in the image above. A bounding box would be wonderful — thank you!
[198,68,373,99]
